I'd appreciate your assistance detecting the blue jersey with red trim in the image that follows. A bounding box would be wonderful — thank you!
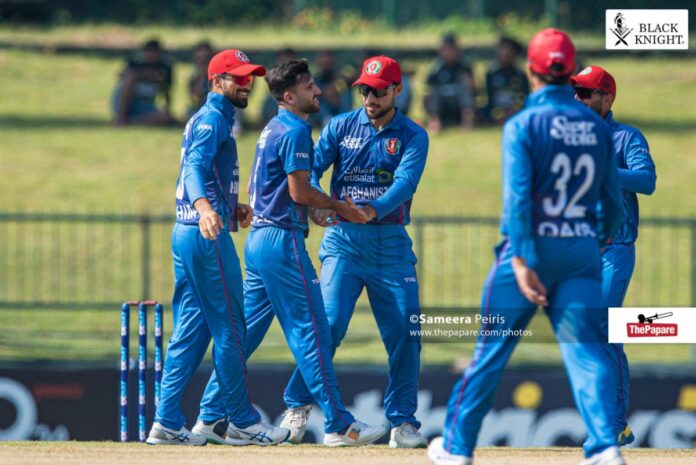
[500,85,623,266]
[249,109,313,232]
[604,112,656,244]
[311,107,428,225]
[175,92,239,230]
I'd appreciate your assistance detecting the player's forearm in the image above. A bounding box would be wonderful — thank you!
[369,179,414,221]
[288,181,336,210]
[183,163,209,206]
[618,168,656,195]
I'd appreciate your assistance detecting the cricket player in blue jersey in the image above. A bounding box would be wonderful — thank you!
[571,65,656,447]
[196,59,387,447]
[427,29,626,465]
[280,55,430,448]
[148,49,288,446]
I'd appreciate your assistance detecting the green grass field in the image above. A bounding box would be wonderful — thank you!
[0,29,695,366]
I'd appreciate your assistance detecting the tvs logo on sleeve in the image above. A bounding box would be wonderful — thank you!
[385,138,401,155]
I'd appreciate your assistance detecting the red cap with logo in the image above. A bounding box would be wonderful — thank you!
[352,55,402,89]
[207,49,266,80]
[527,28,576,77]
[570,66,617,96]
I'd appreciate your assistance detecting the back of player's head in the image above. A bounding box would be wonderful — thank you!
[266,59,312,102]
[527,28,576,84]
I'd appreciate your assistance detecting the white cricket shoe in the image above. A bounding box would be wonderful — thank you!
[145,421,207,446]
[323,420,388,447]
[579,446,626,465]
[226,419,290,446]
[389,423,427,448]
[191,418,229,445]
[427,437,472,465]
[279,405,313,444]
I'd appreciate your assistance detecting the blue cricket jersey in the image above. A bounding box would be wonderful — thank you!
[175,92,240,230]
[311,107,428,225]
[500,85,623,266]
[249,109,313,232]
[604,112,656,244]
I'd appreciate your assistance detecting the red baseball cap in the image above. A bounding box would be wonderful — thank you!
[527,28,576,77]
[352,55,402,89]
[207,49,266,80]
[570,66,617,96]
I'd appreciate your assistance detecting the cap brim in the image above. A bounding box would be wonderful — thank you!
[352,75,391,89]
[569,75,593,88]
[229,64,267,77]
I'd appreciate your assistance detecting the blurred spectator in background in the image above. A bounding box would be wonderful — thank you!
[397,69,414,116]
[261,47,298,125]
[186,41,215,119]
[311,49,352,127]
[112,39,176,126]
[482,37,529,124]
[424,33,475,133]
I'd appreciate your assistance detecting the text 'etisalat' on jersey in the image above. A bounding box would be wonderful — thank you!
[314,108,428,225]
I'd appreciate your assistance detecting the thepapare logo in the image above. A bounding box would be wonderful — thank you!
[340,136,363,150]
[627,312,678,338]
[606,10,689,50]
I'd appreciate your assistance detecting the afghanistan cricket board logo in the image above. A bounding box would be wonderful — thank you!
[610,12,633,46]
[385,138,401,155]
[365,59,383,75]
[235,50,250,62]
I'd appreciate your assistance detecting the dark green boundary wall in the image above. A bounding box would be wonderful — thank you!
[1,0,694,30]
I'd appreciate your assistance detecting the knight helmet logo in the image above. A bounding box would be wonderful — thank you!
[610,13,633,46]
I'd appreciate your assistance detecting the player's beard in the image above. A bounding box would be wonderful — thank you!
[299,95,321,114]
[365,103,394,120]
[225,87,250,109]
[365,95,396,120]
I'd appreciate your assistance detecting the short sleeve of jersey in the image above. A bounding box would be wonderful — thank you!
[278,126,312,175]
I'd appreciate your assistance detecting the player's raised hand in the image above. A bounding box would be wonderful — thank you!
[237,203,253,228]
[310,207,336,227]
[511,257,548,306]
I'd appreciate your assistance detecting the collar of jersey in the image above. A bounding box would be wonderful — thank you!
[358,107,405,131]
[206,91,236,123]
[526,84,575,107]
[604,111,617,127]
[277,108,311,129]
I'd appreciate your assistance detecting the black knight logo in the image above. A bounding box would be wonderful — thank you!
[610,12,633,46]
